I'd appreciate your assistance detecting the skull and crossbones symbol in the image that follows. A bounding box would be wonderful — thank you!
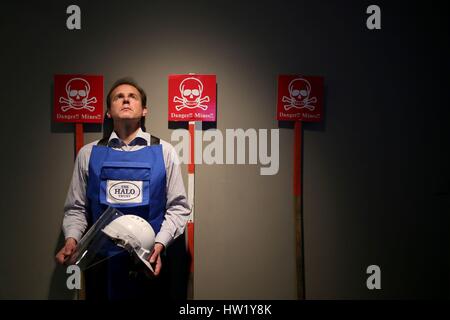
[173,77,210,111]
[282,78,317,111]
[59,77,97,112]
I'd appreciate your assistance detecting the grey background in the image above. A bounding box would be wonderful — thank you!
[0,0,448,299]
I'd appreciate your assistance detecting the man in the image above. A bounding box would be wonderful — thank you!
[55,77,190,299]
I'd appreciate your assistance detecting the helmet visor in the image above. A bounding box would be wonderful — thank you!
[67,206,127,270]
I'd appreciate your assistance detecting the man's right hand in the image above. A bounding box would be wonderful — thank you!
[55,238,77,265]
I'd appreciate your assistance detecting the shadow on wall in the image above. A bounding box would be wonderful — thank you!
[165,232,190,300]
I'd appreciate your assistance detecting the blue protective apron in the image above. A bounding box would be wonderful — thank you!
[85,143,167,300]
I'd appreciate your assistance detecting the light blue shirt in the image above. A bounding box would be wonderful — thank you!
[62,128,190,248]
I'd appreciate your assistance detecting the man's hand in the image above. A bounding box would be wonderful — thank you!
[149,242,165,276]
[55,238,77,265]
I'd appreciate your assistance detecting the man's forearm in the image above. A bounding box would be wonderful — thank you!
[62,208,88,242]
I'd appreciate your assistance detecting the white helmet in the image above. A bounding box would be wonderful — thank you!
[102,214,155,273]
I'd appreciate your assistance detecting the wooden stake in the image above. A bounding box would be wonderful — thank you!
[293,121,305,299]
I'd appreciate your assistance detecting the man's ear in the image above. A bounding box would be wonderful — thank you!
[143,107,148,117]
[106,112,111,118]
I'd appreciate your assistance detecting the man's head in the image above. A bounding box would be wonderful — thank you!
[102,78,148,138]
[106,78,147,111]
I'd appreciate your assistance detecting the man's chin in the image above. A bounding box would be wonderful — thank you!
[115,116,141,122]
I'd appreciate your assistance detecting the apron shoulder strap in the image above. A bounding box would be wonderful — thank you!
[97,137,108,146]
[150,135,160,145]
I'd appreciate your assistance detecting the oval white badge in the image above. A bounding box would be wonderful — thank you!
[108,181,141,201]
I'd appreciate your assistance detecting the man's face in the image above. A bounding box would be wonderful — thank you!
[107,84,147,121]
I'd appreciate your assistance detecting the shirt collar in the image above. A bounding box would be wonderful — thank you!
[107,128,150,147]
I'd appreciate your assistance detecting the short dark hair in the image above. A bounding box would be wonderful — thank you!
[101,77,147,142]
[106,77,147,109]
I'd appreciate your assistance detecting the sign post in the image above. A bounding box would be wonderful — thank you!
[54,74,103,299]
[75,123,84,155]
[277,75,324,299]
[169,74,216,299]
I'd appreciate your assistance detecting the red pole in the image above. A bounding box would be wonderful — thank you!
[187,122,195,272]
[188,122,195,174]
[187,121,196,299]
[294,121,302,196]
[75,123,84,156]
[74,122,85,300]
[293,120,305,299]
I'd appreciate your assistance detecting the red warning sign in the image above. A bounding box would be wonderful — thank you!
[277,75,324,122]
[53,74,103,123]
[168,74,216,122]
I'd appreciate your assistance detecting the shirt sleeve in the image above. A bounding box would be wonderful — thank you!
[62,144,93,242]
[155,141,191,248]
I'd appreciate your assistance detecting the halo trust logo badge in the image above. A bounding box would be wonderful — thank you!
[107,180,143,204]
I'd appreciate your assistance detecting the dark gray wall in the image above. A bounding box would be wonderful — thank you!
[0,0,448,299]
